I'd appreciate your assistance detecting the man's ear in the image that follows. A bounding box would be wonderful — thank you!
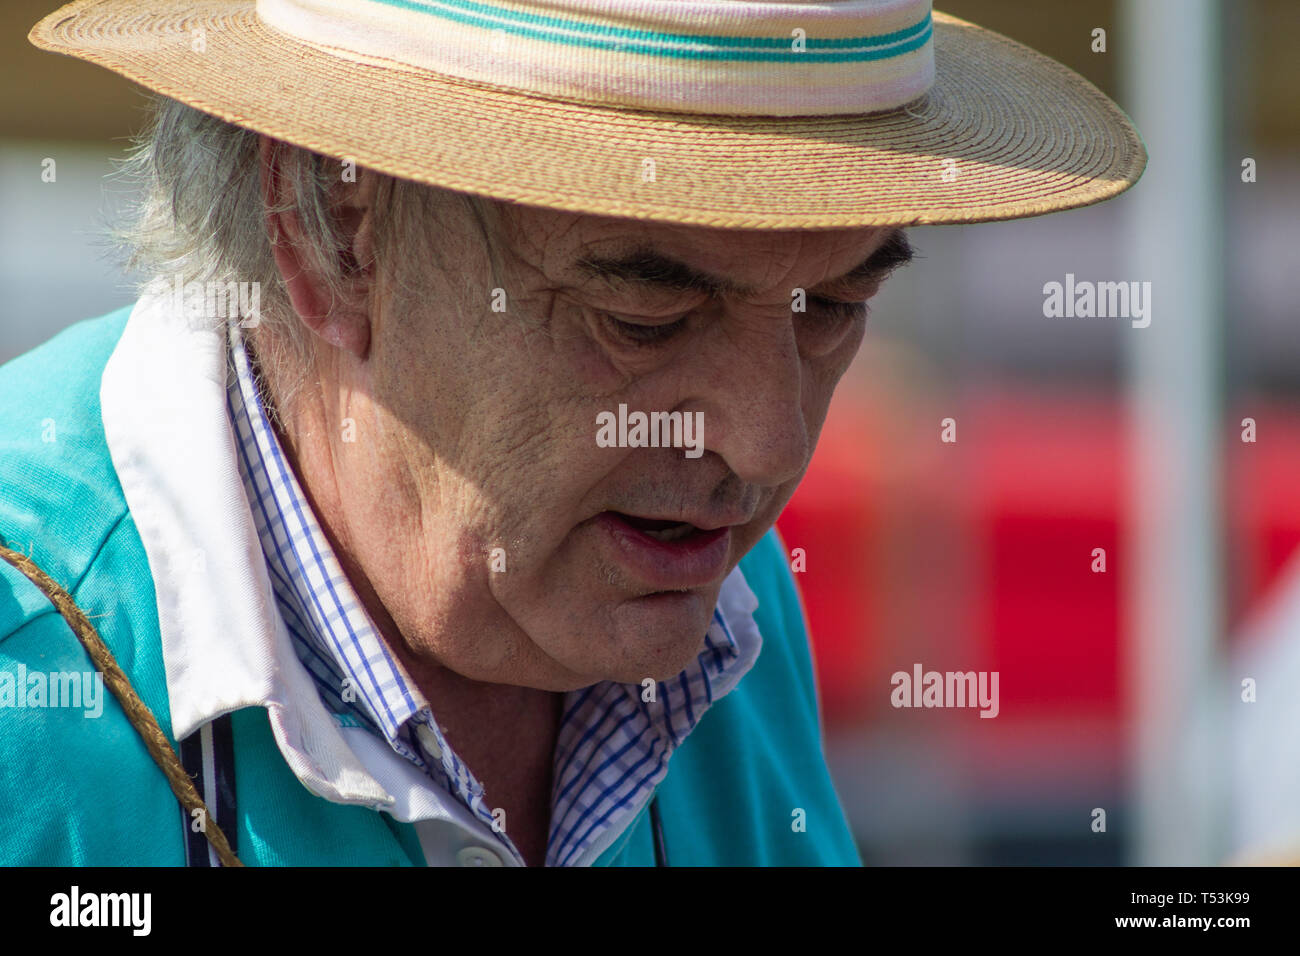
[259,135,376,359]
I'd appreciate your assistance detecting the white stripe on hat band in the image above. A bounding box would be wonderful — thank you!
[257,0,935,116]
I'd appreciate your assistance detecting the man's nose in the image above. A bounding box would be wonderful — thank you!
[691,314,810,489]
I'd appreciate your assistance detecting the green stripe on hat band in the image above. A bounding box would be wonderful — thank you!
[371,0,933,61]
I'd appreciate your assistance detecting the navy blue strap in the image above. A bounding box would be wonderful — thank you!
[649,794,669,867]
[179,714,238,866]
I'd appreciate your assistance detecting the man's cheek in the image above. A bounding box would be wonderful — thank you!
[800,363,847,446]
[482,489,592,595]
[464,415,567,498]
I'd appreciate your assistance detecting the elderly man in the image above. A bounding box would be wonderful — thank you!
[1,0,1143,866]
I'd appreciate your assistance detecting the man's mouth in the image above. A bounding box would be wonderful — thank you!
[595,511,735,590]
[612,514,705,543]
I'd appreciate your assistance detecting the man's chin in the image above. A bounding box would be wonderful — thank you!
[601,588,719,683]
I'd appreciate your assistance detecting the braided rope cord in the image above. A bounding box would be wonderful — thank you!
[0,541,244,867]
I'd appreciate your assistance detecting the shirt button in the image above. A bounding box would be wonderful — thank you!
[415,723,443,760]
[456,846,503,867]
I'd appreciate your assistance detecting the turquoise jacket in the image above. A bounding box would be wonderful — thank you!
[0,306,861,866]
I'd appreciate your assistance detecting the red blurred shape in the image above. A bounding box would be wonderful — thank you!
[778,386,1300,736]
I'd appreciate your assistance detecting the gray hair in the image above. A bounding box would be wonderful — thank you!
[110,94,495,411]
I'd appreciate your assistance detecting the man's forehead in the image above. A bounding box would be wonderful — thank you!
[567,222,908,297]
[490,202,907,293]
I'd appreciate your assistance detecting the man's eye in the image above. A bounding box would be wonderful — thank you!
[807,297,869,322]
[599,313,689,346]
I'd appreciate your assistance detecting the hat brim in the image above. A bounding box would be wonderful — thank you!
[31,1,1147,229]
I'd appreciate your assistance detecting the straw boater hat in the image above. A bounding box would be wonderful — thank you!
[29,0,1146,229]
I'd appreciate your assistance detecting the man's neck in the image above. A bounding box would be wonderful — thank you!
[390,628,564,868]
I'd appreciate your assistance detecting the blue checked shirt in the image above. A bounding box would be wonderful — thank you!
[223,321,761,866]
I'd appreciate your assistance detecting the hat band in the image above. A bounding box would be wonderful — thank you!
[256,0,935,116]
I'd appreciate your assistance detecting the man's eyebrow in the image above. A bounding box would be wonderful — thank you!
[822,229,915,291]
[573,227,914,298]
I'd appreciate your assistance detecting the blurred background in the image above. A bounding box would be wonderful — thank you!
[3,1,1298,865]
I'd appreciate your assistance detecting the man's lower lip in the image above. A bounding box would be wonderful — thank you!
[594,513,731,590]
